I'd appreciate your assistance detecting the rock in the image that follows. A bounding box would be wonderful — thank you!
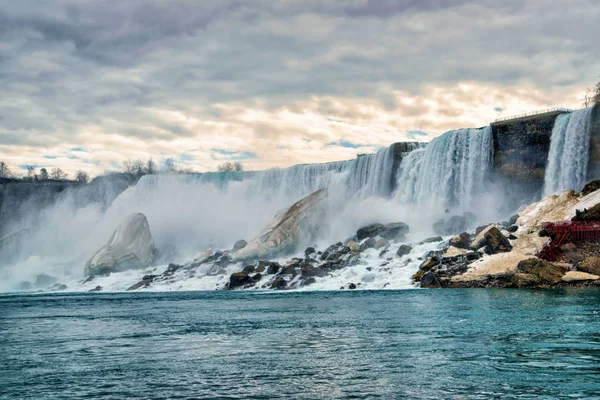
[304,247,316,257]
[34,273,57,288]
[164,263,182,275]
[218,254,232,268]
[347,240,361,252]
[356,223,384,241]
[300,277,316,287]
[578,257,600,275]
[250,273,263,283]
[508,234,518,240]
[374,238,388,250]
[419,256,440,272]
[127,275,157,291]
[50,284,68,291]
[470,226,512,254]
[433,212,476,236]
[229,272,251,289]
[232,240,248,252]
[507,225,519,233]
[379,222,410,240]
[359,237,377,252]
[516,258,567,284]
[573,203,600,222]
[270,276,287,289]
[89,285,102,292]
[412,270,425,282]
[396,245,413,257]
[511,273,541,288]
[356,222,409,241]
[281,265,298,277]
[84,213,158,276]
[235,189,327,260]
[348,283,357,290]
[256,265,265,273]
[581,180,600,196]
[242,265,256,274]
[562,271,600,282]
[449,233,470,249]
[420,272,441,288]
[421,236,443,244]
[301,265,327,278]
[508,214,519,225]
[267,263,281,275]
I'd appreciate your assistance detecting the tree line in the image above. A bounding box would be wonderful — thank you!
[0,158,245,184]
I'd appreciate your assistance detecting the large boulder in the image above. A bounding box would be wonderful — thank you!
[578,257,600,276]
[469,226,512,254]
[356,222,409,241]
[433,212,476,236]
[84,213,157,276]
[516,258,568,284]
[573,202,600,222]
[234,189,327,261]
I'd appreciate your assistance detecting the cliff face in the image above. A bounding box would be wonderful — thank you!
[491,112,561,208]
[587,103,600,179]
[0,174,133,236]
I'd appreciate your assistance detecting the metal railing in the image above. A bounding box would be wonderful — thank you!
[494,108,573,123]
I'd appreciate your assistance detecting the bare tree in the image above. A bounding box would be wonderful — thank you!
[0,161,11,178]
[75,170,89,183]
[50,168,68,180]
[25,165,36,181]
[217,162,243,173]
[146,158,156,175]
[162,157,177,173]
[39,168,49,181]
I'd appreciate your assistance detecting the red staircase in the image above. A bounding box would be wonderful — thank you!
[538,221,600,261]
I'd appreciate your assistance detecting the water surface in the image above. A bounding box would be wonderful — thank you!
[2,289,600,399]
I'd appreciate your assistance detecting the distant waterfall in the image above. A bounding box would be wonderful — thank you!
[543,108,594,196]
[395,127,493,209]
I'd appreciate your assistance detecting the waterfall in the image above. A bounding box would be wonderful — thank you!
[543,108,594,196]
[395,127,493,210]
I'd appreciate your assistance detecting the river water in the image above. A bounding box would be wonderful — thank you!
[2,289,600,399]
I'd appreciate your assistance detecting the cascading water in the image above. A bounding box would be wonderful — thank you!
[543,108,594,196]
[395,127,493,211]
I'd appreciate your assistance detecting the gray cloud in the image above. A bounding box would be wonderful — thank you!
[0,0,598,174]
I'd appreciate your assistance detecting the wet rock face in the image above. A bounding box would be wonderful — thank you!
[396,245,413,257]
[84,213,158,277]
[420,272,441,288]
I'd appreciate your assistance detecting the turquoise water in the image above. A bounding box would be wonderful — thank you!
[2,289,600,399]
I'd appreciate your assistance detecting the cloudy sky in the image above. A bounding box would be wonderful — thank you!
[0,0,598,176]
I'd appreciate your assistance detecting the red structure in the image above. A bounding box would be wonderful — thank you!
[538,221,600,261]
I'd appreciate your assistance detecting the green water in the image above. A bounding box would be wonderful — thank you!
[1,289,600,399]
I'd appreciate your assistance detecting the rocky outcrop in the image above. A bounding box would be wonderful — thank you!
[234,188,327,261]
[470,226,512,254]
[84,213,158,276]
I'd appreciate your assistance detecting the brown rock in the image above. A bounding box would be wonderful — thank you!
[229,272,251,289]
[516,258,567,284]
[449,232,470,249]
[396,245,413,257]
[419,256,440,272]
[412,270,425,282]
[374,238,388,250]
[470,226,512,253]
[511,273,541,288]
[578,257,600,275]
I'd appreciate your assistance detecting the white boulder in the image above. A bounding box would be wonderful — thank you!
[84,213,157,276]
